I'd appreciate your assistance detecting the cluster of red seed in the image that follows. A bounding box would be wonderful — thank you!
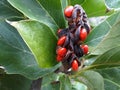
[56,5,91,71]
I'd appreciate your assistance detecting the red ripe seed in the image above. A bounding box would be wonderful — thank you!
[57,48,67,57]
[56,55,63,62]
[81,45,89,54]
[80,28,87,41]
[57,36,66,46]
[64,6,74,18]
[71,60,79,71]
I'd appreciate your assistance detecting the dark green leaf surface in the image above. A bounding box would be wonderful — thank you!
[37,0,66,28]
[85,12,120,66]
[91,13,120,55]
[81,0,112,17]
[88,47,120,69]
[0,74,32,90]
[0,0,23,20]
[68,0,85,5]
[41,73,60,90]
[10,20,57,68]
[59,75,72,90]
[85,12,120,51]
[96,68,120,90]
[72,81,87,90]
[8,0,63,37]
[105,0,120,9]
[0,20,60,79]
[42,83,60,90]
[75,70,104,90]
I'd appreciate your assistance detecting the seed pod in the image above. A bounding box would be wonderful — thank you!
[58,28,68,38]
[75,26,81,42]
[63,34,70,47]
[56,4,91,71]
[62,51,73,70]
[63,50,72,61]
[68,21,76,30]
[69,54,77,64]
[74,45,84,57]
[71,6,78,20]
[84,23,91,34]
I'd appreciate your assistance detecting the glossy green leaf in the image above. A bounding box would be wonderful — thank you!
[84,55,98,66]
[96,67,120,90]
[42,83,60,90]
[0,20,60,79]
[37,0,66,28]
[72,81,87,90]
[10,20,57,68]
[68,0,85,5]
[41,73,60,90]
[105,0,120,9]
[75,70,104,90]
[7,0,66,36]
[85,12,120,51]
[91,13,120,55]
[0,74,32,90]
[88,46,120,69]
[0,0,23,20]
[59,75,72,90]
[81,0,113,17]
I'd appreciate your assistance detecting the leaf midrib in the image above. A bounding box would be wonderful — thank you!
[88,63,120,69]
[104,78,120,88]
[36,0,59,28]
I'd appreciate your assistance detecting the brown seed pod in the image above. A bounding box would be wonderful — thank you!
[56,4,91,71]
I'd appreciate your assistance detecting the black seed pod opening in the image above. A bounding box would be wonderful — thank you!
[56,4,91,71]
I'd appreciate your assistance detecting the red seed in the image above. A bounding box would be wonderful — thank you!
[71,60,79,71]
[64,6,74,18]
[57,48,67,57]
[80,28,87,41]
[81,45,89,54]
[56,55,63,62]
[57,36,66,46]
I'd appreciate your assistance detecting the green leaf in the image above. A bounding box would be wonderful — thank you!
[7,0,65,36]
[75,70,104,90]
[84,55,98,66]
[85,12,120,51]
[10,20,57,68]
[88,46,120,69]
[72,81,87,90]
[37,0,66,28]
[105,0,120,9]
[85,12,120,66]
[81,0,113,17]
[0,20,60,79]
[59,75,72,90]
[91,12,120,55]
[41,73,60,90]
[96,67,120,90]
[68,0,85,5]
[0,74,32,90]
[0,0,23,20]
